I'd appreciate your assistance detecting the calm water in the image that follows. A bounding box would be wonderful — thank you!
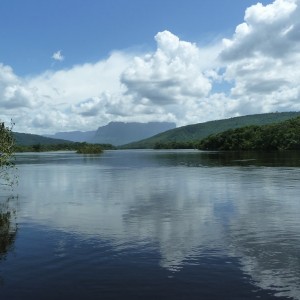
[1,150,300,300]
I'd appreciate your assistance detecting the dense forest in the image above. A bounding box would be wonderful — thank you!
[197,116,300,151]
[76,144,104,154]
[153,141,196,149]
[0,121,16,188]
[13,132,72,146]
[10,112,300,151]
[12,131,115,153]
[15,142,115,152]
[122,112,300,149]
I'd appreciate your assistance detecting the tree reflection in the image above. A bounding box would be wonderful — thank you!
[0,196,18,259]
[152,150,300,167]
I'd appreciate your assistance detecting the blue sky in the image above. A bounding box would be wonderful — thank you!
[1,0,300,134]
[1,0,270,75]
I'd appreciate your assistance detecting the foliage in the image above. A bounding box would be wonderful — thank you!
[76,143,103,154]
[0,196,18,258]
[154,141,196,149]
[15,142,115,152]
[0,121,17,188]
[197,116,300,151]
[12,132,73,146]
[122,112,300,149]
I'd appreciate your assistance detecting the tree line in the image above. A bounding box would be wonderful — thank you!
[14,142,116,152]
[2,115,300,187]
[197,116,300,151]
[0,121,17,188]
[1,120,114,187]
[154,141,196,149]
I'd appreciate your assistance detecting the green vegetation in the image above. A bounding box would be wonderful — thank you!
[15,142,115,153]
[0,196,18,258]
[121,112,300,149]
[154,141,196,149]
[13,132,72,146]
[198,116,300,151]
[76,143,103,154]
[12,131,115,153]
[0,121,17,188]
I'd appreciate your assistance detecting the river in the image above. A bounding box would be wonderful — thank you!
[0,150,300,299]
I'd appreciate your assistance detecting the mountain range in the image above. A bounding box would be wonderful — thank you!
[13,112,300,148]
[121,112,300,149]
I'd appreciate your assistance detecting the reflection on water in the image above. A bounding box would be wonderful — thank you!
[0,150,300,299]
[0,196,18,259]
[0,195,18,284]
[151,150,300,167]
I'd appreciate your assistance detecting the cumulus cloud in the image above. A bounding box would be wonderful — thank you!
[221,0,299,61]
[29,51,130,106]
[220,0,300,115]
[0,63,36,110]
[120,30,224,125]
[122,31,213,105]
[8,33,222,133]
[72,96,107,117]
[0,52,133,133]
[2,0,300,134]
[52,50,64,61]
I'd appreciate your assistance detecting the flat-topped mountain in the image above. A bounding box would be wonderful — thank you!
[91,122,176,146]
[44,122,176,146]
[122,112,300,149]
[14,112,300,149]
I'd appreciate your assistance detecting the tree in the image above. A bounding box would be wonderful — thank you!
[197,116,300,151]
[0,121,17,188]
[76,143,103,154]
[0,196,18,259]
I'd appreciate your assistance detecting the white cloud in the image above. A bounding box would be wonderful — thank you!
[0,63,36,110]
[220,0,300,115]
[52,50,64,62]
[221,0,299,61]
[0,52,133,133]
[2,0,300,134]
[120,30,224,125]
[72,95,107,117]
[122,31,214,105]
[1,33,223,133]
[23,52,133,133]
[29,51,129,107]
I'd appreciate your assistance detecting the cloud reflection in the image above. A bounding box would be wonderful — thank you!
[16,151,300,299]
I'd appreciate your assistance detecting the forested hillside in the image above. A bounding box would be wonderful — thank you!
[12,132,115,152]
[91,121,176,145]
[13,132,72,146]
[121,112,300,149]
[198,116,300,151]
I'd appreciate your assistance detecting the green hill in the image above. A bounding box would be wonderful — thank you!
[13,132,72,146]
[198,116,300,151]
[12,132,115,152]
[121,112,300,149]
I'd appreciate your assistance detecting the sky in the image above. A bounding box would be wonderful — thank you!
[1,0,300,134]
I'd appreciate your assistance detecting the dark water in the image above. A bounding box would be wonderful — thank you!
[1,150,300,300]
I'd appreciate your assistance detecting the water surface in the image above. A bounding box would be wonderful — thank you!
[1,150,300,299]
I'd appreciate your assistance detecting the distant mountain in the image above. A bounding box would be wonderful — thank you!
[121,112,300,149]
[91,122,176,146]
[45,130,96,142]
[13,132,72,146]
